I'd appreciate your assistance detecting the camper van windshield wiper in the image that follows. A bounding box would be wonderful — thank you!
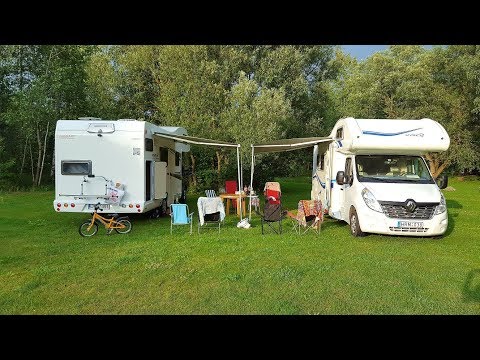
[360,176,433,184]
[363,176,391,182]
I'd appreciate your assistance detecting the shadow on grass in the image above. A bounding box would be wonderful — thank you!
[320,220,347,231]
[444,209,456,237]
[463,269,480,303]
[446,199,463,209]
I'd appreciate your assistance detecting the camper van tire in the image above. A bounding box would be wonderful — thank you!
[149,208,161,219]
[349,207,365,237]
[115,219,132,234]
[79,221,98,237]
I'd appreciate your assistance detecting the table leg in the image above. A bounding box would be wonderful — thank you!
[226,198,230,215]
[237,199,242,216]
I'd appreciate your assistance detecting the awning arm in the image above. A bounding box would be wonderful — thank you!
[153,133,240,148]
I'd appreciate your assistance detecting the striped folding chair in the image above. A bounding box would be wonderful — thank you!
[205,189,217,197]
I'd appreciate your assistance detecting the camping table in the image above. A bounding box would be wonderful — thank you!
[219,193,246,217]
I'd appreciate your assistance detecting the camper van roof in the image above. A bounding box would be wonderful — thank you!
[155,126,187,135]
[331,117,450,155]
[55,120,188,136]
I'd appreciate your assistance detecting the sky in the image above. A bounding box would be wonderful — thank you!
[342,45,433,60]
[341,45,389,60]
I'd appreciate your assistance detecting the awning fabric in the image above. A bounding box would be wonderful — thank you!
[252,137,333,154]
[153,133,240,148]
[154,132,244,220]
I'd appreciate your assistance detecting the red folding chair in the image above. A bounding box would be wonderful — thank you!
[264,182,281,205]
[225,180,238,210]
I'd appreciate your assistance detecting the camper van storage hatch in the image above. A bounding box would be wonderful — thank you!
[87,123,115,133]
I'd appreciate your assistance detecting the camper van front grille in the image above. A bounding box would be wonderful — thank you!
[389,226,429,233]
[380,202,437,220]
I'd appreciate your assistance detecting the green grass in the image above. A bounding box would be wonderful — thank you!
[1,177,480,314]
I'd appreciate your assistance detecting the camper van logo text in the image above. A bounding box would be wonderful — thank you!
[362,128,424,137]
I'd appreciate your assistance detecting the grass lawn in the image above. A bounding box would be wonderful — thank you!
[1,177,480,314]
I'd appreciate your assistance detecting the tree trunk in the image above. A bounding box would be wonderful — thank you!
[215,150,223,175]
[50,149,55,177]
[35,124,42,187]
[425,153,449,179]
[29,140,34,185]
[38,121,49,186]
[20,135,28,175]
[190,153,197,187]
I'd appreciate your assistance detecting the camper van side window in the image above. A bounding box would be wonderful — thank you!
[336,127,344,140]
[61,161,92,175]
[345,158,353,184]
[175,152,180,166]
[145,138,153,152]
[160,147,168,164]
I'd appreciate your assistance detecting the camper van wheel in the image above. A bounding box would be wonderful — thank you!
[149,208,161,219]
[349,207,365,237]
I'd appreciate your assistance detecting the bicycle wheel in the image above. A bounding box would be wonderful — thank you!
[115,219,132,234]
[79,221,98,237]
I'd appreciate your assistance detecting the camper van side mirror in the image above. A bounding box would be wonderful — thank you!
[336,171,345,185]
[88,174,95,178]
[436,174,448,189]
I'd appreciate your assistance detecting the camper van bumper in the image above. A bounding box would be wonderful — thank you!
[53,200,152,214]
[355,203,448,236]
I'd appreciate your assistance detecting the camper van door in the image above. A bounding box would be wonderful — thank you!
[341,157,355,220]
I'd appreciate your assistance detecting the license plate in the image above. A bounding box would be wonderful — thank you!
[88,204,110,210]
[397,221,423,228]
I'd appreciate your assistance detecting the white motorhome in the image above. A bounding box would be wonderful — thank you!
[312,117,450,237]
[53,118,190,215]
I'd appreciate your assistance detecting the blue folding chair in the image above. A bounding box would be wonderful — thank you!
[170,204,194,235]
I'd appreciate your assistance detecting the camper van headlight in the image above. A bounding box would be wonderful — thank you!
[361,188,383,213]
[434,193,447,215]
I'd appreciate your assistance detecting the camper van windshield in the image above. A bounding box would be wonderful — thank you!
[355,155,434,184]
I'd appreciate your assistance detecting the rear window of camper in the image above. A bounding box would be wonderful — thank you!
[145,138,153,151]
[61,161,92,175]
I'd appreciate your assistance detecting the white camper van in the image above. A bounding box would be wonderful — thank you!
[53,118,190,215]
[312,118,450,237]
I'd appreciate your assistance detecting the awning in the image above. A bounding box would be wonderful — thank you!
[153,133,240,148]
[252,137,333,154]
[248,136,333,221]
[154,132,244,220]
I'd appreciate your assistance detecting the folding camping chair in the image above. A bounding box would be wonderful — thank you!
[256,182,286,234]
[225,180,238,211]
[257,201,286,234]
[205,189,217,197]
[264,181,281,205]
[170,204,194,235]
[290,200,323,235]
[197,196,225,234]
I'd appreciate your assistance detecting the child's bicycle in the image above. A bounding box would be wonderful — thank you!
[79,202,132,237]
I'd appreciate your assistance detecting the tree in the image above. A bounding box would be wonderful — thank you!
[1,45,92,187]
[338,45,480,177]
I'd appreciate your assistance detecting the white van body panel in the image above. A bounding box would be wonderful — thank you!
[53,119,189,214]
[312,117,450,237]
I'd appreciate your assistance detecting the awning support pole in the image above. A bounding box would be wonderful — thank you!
[237,146,242,221]
[249,145,255,221]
